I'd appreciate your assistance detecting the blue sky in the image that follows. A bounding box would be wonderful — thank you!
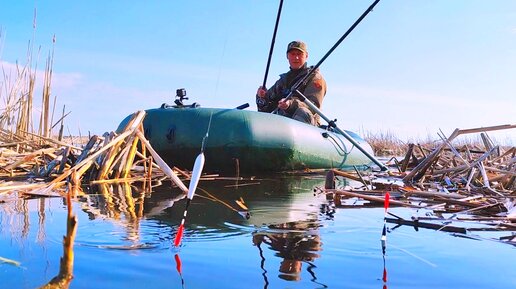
[1,0,515,143]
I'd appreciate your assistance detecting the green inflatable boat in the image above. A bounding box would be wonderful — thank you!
[118,103,375,174]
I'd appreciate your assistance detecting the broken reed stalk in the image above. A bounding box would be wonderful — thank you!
[47,129,134,185]
[110,145,131,179]
[0,182,48,192]
[146,156,153,182]
[326,188,424,208]
[71,160,93,186]
[403,128,459,182]
[18,129,82,150]
[135,130,188,193]
[97,133,124,180]
[3,147,56,171]
[120,134,139,178]
[9,110,190,198]
[89,176,149,185]
[47,110,148,185]
[82,112,187,191]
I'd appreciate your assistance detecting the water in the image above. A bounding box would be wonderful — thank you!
[1,175,514,289]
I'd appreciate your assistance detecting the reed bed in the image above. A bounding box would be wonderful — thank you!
[321,124,516,245]
[364,129,513,157]
[0,32,58,142]
[0,110,191,202]
[1,25,191,202]
[363,130,409,157]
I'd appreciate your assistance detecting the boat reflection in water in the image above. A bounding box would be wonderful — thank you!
[0,174,335,288]
[81,174,333,285]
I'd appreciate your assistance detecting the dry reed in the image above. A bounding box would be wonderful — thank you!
[322,124,515,245]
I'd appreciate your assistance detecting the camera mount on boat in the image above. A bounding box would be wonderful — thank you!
[160,88,200,109]
[174,88,188,106]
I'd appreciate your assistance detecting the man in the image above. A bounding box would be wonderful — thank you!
[256,40,327,126]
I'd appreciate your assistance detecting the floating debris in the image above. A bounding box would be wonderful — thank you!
[0,256,21,267]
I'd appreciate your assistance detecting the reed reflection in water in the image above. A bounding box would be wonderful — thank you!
[38,185,78,289]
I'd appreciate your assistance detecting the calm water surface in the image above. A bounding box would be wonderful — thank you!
[1,175,514,289]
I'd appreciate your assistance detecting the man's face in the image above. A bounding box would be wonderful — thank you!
[287,49,308,69]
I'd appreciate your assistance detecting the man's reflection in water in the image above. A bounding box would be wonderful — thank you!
[252,219,322,282]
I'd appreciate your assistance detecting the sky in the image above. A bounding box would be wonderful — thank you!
[1,0,515,144]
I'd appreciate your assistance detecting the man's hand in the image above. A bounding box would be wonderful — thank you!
[278,98,291,110]
[256,86,267,98]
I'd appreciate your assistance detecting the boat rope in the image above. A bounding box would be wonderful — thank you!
[322,131,351,169]
[323,132,350,156]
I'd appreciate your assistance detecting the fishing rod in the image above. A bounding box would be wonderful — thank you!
[291,88,388,171]
[272,0,388,171]
[262,0,284,88]
[279,0,381,103]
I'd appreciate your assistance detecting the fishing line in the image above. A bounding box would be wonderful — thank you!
[196,187,250,219]
[213,37,228,99]
[389,244,438,268]
[200,111,213,153]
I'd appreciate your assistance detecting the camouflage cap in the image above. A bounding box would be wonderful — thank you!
[287,41,307,54]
